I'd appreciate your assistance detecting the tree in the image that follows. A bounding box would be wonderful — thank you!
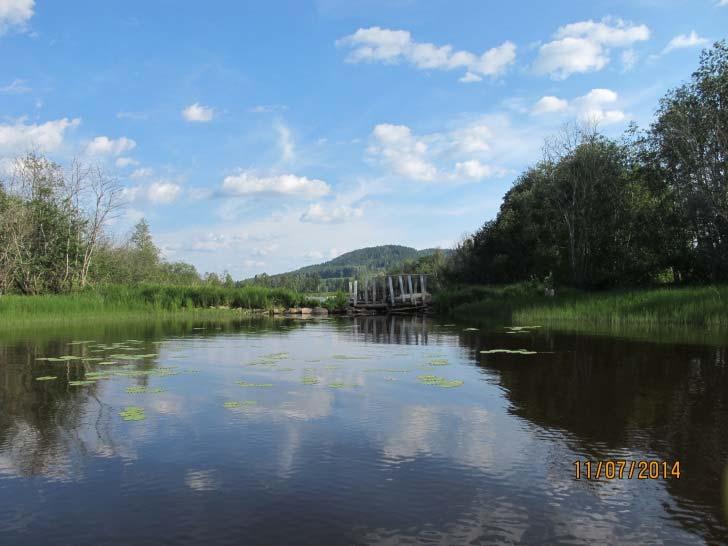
[648,41,728,281]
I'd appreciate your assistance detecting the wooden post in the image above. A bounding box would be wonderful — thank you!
[420,275,426,304]
[398,276,405,303]
[364,278,369,303]
[387,276,395,306]
[353,280,358,305]
[407,275,414,303]
[348,281,352,302]
[372,278,377,303]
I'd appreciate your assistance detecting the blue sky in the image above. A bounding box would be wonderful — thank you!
[1,0,727,278]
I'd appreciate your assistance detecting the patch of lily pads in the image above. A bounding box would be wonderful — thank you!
[126,386,165,394]
[35,376,57,381]
[417,374,464,388]
[480,349,538,355]
[69,380,96,386]
[224,400,256,409]
[119,406,146,421]
[301,376,320,385]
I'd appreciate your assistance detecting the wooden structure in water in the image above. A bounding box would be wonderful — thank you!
[347,274,431,314]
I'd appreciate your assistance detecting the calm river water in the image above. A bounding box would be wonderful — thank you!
[0,316,726,545]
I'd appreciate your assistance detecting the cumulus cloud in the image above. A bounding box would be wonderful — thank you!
[221,172,330,199]
[662,31,709,54]
[0,0,34,34]
[85,135,136,156]
[368,122,502,182]
[0,117,80,154]
[718,0,728,6]
[369,124,438,181]
[300,203,364,224]
[147,181,181,203]
[182,102,214,122]
[130,167,153,179]
[337,27,516,81]
[573,89,626,124]
[533,18,649,79]
[532,96,569,114]
[531,88,627,125]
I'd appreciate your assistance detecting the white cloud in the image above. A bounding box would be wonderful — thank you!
[531,88,627,125]
[573,88,626,124]
[182,102,214,122]
[130,167,153,179]
[662,31,709,54]
[221,172,330,199]
[0,78,31,94]
[718,0,728,6]
[369,124,438,181]
[243,259,265,268]
[300,203,364,224]
[0,117,80,154]
[85,135,136,156]
[369,122,503,182]
[337,27,516,81]
[275,122,295,162]
[115,157,138,168]
[532,96,569,115]
[147,181,181,204]
[0,0,34,34]
[533,18,649,79]
[454,160,494,181]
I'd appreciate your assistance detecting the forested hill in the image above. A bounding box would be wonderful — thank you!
[243,245,450,292]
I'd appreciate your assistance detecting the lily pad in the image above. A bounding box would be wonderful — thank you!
[224,401,241,409]
[35,376,57,381]
[480,349,538,355]
[464,328,478,331]
[126,386,164,394]
[236,380,273,388]
[301,376,320,385]
[328,382,346,388]
[119,406,146,421]
[428,358,449,366]
[69,380,96,386]
[417,374,464,388]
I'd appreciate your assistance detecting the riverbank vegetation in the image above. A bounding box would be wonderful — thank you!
[437,42,728,328]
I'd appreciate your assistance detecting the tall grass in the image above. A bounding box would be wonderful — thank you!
[0,284,315,322]
[441,283,728,331]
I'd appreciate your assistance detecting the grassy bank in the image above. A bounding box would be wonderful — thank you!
[0,284,319,325]
[438,283,728,330]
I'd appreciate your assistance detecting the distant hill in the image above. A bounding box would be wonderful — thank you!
[243,244,451,292]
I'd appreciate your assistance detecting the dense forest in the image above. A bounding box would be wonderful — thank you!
[445,41,728,289]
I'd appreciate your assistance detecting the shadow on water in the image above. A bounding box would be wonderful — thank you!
[0,314,726,544]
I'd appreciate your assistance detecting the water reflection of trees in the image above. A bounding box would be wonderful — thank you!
[458,328,728,543]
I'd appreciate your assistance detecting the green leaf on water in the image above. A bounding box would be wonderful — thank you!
[417,375,464,388]
[301,376,320,385]
[35,376,57,381]
[328,382,346,388]
[98,361,117,365]
[119,406,146,421]
[464,328,478,331]
[126,386,164,394]
[428,358,449,366]
[236,380,273,388]
[480,349,538,355]
[224,401,241,408]
[69,380,96,386]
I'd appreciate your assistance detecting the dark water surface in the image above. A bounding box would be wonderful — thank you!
[1,316,727,545]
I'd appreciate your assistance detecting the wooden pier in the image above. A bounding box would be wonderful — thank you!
[348,274,431,314]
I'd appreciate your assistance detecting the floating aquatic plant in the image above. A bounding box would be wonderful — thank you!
[126,386,165,394]
[69,380,96,386]
[417,374,464,388]
[332,355,370,360]
[35,376,57,381]
[364,368,409,373]
[119,406,146,421]
[428,358,449,366]
[480,349,537,355]
[224,401,241,409]
[301,376,320,385]
[236,380,273,388]
[328,382,346,388]
[464,328,478,331]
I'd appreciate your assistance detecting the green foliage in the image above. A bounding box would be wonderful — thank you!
[446,42,728,290]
